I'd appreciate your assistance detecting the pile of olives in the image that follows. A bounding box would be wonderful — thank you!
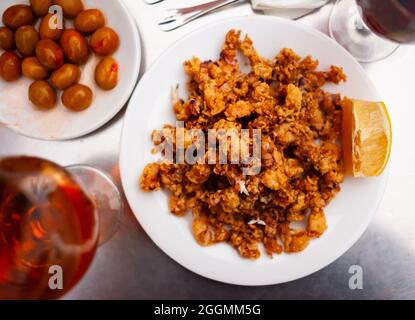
[0,0,120,111]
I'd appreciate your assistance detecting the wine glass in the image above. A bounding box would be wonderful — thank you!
[0,157,122,299]
[329,0,415,62]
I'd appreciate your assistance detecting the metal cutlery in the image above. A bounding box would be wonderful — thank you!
[158,0,245,31]
[144,0,165,4]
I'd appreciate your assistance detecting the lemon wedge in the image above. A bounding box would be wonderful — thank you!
[342,98,392,177]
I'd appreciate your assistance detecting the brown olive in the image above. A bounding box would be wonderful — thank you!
[95,56,118,90]
[36,39,64,70]
[74,9,105,34]
[52,0,84,19]
[2,5,35,30]
[90,27,119,56]
[60,29,89,64]
[0,27,14,50]
[50,64,80,90]
[39,13,65,41]
[15,25,39,57]
[62,84,93,111]
[28,80,57,110]
[0,51,22,81]
[30,0,53,17]
[22,57,49,80]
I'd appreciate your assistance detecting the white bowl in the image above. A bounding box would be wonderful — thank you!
[0,0,141,140]
[120,16,388,286]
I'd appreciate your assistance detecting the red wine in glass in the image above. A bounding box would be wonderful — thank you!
[356,0,415,43]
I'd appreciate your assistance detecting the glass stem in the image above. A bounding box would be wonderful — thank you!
[65,165,123,246]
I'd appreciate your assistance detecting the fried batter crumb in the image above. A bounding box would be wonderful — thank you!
[140,163,161,191]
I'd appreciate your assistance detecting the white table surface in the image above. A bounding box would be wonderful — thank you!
[1,0,414,299]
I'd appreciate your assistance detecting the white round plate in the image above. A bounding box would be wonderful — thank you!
[0,0,141,140]
[120,16,388,286]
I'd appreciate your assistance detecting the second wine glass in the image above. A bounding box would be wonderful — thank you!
[329,0,415,62]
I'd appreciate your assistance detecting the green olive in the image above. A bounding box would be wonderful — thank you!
[0,51,22,81]
[62,84,93,111]
[15,25,40,57]
[0,27,14,50]
[28,80,57,110]
[95,56,118,90]
[53,0,84,19]
[74,9,105,34]
[36,39,64,70]
[50,64,81,90]
[2,5,35,30]
[90,27,119,56]
[30,0,53,17]
[22,57,49,80]
[60,29,89,64]
[39,13,65,41]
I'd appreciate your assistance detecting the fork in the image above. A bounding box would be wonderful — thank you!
[158,0,246,31]
[144,0,165,4]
